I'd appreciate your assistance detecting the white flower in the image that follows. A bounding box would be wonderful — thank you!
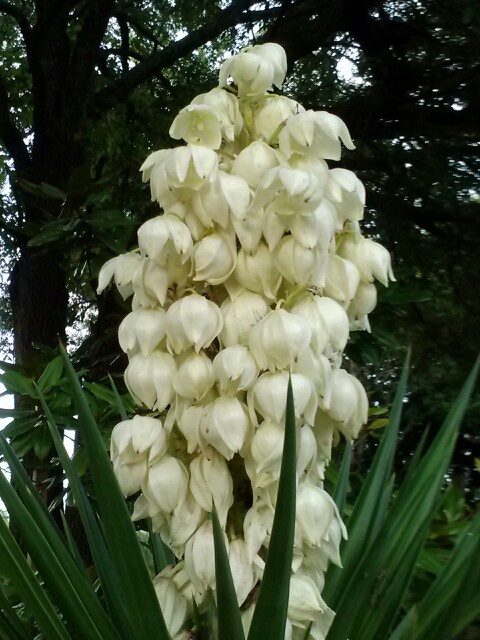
[232,141,281,188]
[253,95,305,141]
[288,573,328,624]
[191,172,250,229]
[235,243,282,301]
[253,166,325,216]
[249,419,285,487]
[323,255,361,306]
[296,424,318,479]
[338,234,395,287]
[291,294,350,355]
[228,539,256,605]
[124,350,176,410]
[348,281,377,331]
[189,447,234,525]
[248,371,317,425]
[213,346,258,395]
[137,214,193,263]
[219,43,287,97]
[166,491,205,556]
[169,104,222,149]
[110,415,167,464]
[191,88,243,141]
[184,519,220,592]
[118,308,167,357]
[97,251,143,299]
[326,168,366,225]
[327,368,368,439]
[166,293,223,354]
[153,574,188,637]
[112,458,147,497]
[248,308,311,371]
[279,110,355,161]
[143,454,189,515]
[200,396,250,460]
[274,236,326,287]
[193,231,237,285]
[220,291,269,347]
[296,482,335,547]
[173,350,215,402]
[243,502,274,560]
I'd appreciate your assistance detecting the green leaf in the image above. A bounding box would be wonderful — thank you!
[0,370,36,396]
[0,517,71,640]
[211,507,245,640]
[0,434,121,640]
[37,356,64,393]
[248,377,296,640]
[332,442,351,516]
[58,344,172,640]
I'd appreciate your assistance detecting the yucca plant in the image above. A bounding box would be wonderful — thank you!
[1,39,480,640]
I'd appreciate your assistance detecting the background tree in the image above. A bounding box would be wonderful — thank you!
[0,0,479,503]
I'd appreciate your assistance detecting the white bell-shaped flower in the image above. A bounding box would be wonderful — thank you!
[118,307,167,357]
[326,168,366,225]
[184,519,222,593]
[279,110,355,161]
[97,251,143,299]
[193,230,237,285]
[232,140,281,188]
[124,350,176,410]
[288,573,328,624]
[220,290,269,347]
[324,254,361,306]
[213,345,258,395]
[137,214,193,263]
[173,349,215,402]
[153,574,188,637]
[228,539,256,605]
[111,415,167,464]
[293,350,332,407]
[235,243,282,301]
[248,308,311,371]
[143,454,189,515]
[219,42,287,97]
[296,424,318,479]
[252,166,325,216]
[249,419,285,487]
[200,396,250,460]
[231,205,264,253]
[112,456,147,497]
[166,491,205,556]
[291,294,349,355]
[327,368,368,439]
[243,502,274,561]
[342,235,395,287]
[348,282,377,331]
[253,95,305,141]
[189,447,234,525]
[191,87,243,141]
[166,293,223,354]
[296,482,335,547]
[248,371,317,425]
[274,236,326,287]
[169,104,222,149]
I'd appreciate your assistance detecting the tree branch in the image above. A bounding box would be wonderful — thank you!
[89,0,281,114]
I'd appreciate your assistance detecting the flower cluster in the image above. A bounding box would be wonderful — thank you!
[98,42,394,639]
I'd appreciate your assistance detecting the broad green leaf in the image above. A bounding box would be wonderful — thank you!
[58,344,172,640]
[248,378,296,640]
[211,507,245,640]
[37,356,64,393]
[0,370,36,396]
